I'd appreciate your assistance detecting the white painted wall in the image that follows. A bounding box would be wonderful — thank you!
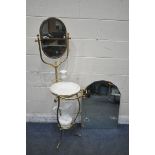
[26,0,129,124]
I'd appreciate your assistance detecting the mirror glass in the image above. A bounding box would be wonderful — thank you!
[40,17,67,59]
[82,80,120,129]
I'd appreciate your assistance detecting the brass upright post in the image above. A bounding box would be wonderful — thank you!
[54,62,59,82]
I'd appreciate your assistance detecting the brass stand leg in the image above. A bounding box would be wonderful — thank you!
[56,96,63,149]
[56,96,61,128]
[56,93,82,148]
[74,94,82,137]
[56,129,63,149]
[72,94,81,124]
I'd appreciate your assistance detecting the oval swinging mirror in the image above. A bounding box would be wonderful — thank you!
[40,17,67,59]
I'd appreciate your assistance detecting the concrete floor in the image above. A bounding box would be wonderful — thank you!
[26,123,129,155]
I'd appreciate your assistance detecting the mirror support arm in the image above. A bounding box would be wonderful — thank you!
[59,33,70,66]
[36,34,70,67]
[36,34,55,67]
[35,33,71,82]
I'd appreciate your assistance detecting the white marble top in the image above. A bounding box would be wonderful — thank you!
[50,81,80,96]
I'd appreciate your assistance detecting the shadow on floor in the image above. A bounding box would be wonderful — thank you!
[26,123,129,155]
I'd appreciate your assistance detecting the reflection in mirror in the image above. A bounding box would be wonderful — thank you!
[40,17,67,59]
[82,80,121,129]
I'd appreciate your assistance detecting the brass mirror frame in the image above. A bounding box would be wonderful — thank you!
[39,17,67,59]
[35,18,71,82]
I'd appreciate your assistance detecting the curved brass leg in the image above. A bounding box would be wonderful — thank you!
[56,96,61,128]
[74,94,82,137]
[72,94,81,125]
[56,96,63,149]
[56,129,63,149]
[56,94,82,148]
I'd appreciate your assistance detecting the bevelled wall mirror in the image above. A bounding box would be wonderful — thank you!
[82,80,121,129]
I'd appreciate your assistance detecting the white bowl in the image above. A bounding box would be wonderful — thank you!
[59,114,72,129]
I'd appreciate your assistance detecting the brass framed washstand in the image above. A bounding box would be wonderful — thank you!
[35,17,84,149]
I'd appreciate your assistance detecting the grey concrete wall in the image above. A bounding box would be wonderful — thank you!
[26,0,129,123]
